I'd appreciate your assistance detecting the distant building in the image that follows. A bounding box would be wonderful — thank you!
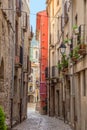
[28,36,40,103]
[36,10,48,114]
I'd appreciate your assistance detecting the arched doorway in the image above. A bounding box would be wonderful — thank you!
[28,95,34,103]
[0,58,4,106]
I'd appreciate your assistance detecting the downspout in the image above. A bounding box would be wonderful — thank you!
[70,0,76,130]
[11,0,16,128]
[62,0,66,122]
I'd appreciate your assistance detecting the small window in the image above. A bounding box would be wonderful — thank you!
[57,0,59,6]
[36,51,38,59]
[83,70,86,96]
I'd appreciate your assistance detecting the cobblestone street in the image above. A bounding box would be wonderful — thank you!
[12,103,72,130]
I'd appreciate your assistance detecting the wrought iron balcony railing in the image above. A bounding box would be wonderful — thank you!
[45,67,49,79]
[51,66,58,78]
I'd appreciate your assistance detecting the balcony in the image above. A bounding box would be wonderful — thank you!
[16,0,22,17]
[23,56,28,73]
[22,13,28,32]
[45,67,49,79]
[15,46,23,68]
[52,66,58,78]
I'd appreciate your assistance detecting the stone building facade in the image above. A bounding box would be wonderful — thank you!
[46,0,87,130]
[28,36,40,103]
[0,0,30,128]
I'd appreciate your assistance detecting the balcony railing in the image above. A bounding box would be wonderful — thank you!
[45,67,49,79]
[51,66,58,78]
[22,13,28,32]
[77,24,86,44]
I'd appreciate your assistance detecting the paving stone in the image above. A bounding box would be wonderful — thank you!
[12,110,72,130]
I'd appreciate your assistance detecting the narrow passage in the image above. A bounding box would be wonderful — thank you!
[12,103,72,130]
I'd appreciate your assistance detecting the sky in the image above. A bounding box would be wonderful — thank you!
[30,0,46,33]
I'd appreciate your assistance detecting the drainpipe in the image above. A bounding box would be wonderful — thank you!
[10,1,16,128]
[20,29,25,122]
[48,39,50,116]
[62,0,66,122]
[70,1,76,130]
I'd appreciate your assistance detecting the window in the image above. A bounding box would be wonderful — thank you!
[16,0,22,17]
[36,51,38,59]
[15,21,18,55]
[52,1,54,16]
[64,2,68,24]
[30,86,33,92]
[57,0,59,6]
[83,70,86,96]
[22,13,28,32]
[52,52,55,66]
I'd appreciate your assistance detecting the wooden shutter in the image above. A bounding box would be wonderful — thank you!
[64,2,68,24]
[22,13,27,32]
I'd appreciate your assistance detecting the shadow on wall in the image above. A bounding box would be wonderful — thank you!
[0,58,4,107]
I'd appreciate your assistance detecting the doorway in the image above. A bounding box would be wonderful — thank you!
[57,90,60,116]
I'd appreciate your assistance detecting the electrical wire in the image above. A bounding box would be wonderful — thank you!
[30,12,59,19]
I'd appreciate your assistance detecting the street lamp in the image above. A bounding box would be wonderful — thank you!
[59,42,66,55]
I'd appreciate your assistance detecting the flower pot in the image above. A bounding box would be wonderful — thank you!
[79,44,86,49]
[71,57,77,62]
[74,28,79,35]
[78,49,86,55]
[62,67,68,72]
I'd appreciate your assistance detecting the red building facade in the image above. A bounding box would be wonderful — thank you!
[36,11,48,114]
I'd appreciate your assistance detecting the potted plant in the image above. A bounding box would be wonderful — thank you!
[64,39,69,44]
[73,25,79,35]
[69,51,73,58]
[78,43,86,55]
[77,37,87,55]
[64,38,71,45]
[0,107,7,130]
[57,63,62,71]
[71,45,80,62]
[61,54,68,72]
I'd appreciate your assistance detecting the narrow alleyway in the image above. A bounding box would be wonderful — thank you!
[12,103,72,130]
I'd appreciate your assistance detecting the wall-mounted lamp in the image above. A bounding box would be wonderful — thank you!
[59,42,66,55]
